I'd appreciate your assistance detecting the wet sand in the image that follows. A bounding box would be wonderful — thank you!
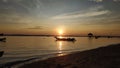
[19,43,120,68]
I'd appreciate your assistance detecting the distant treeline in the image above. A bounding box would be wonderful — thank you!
[1,34,120,38]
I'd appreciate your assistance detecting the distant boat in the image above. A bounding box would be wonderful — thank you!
[0,51,4,57]
[0,38,6,42]
[54,36,76,41]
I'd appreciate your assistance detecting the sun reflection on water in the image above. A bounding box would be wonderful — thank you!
[57,53,65,56]
[56,41,63,55]
[58,41,62,51]
[58,36,63,38]
[57,41,68,56]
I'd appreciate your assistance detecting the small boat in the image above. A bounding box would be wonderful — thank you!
[0,38,6,42]
[0,51,4,57]
[55,36,76,41]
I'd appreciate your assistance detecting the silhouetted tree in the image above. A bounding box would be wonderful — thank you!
[0,33,3,36]
[88,33,93,37]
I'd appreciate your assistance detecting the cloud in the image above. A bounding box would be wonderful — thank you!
[0,10,36,25]
[27,26,43,29]
[3,0,8,2]
[113,0,120,2]
[89,0,103,2]
[89,0,120,2]
[51,6,111,19]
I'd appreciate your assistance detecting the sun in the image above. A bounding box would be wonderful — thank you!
[58,29,63,35]
[56,27,65,35]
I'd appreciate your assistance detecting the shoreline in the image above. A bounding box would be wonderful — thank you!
[0,52,70,68]
[19,43,120,68]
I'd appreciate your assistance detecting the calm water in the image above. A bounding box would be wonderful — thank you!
[0,36,120,65]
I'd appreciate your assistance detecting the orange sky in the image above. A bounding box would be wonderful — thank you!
[0,0,120,36]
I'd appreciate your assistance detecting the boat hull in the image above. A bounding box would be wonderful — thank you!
[55,37,76,41]
[0,38,6,42]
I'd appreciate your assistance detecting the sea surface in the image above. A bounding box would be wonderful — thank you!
[0,36,120,67]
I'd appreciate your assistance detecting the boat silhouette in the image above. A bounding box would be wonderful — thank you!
[0,38,6,42]
[54,36,76,41]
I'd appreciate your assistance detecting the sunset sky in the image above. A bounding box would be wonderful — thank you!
[0,0,120,35]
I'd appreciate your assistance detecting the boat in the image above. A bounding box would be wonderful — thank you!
[0,38,6,42]
[0,51,4,57]
[54,36,76,41]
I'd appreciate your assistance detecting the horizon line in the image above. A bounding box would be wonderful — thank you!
[1,34,120,37]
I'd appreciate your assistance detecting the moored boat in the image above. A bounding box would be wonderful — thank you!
[0,38,6,41]
[54,36,76,41]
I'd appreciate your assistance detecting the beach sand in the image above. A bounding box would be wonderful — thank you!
[19,43,120,68]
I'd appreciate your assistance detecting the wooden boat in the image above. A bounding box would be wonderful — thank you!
[0,38,6,41]
[0,51,4,57]
[55,36,76,41]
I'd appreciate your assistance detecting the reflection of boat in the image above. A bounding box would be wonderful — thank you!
[0,38,6,42]
[55,36,76,41]
[0,51,4,57]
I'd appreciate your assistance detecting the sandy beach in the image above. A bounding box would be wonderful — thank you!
[19,43,120,68]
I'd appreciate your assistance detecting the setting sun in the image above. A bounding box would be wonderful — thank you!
[58,29,64,35]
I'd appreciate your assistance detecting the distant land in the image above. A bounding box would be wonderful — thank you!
[1,34,120,38]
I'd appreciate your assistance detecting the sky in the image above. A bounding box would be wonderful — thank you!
[0,0,120,35]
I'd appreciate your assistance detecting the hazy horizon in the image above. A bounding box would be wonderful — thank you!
[0,0,120,36]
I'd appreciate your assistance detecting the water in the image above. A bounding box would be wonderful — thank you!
[0,36,120,66]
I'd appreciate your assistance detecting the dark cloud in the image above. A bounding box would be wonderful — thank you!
[26,26,43,29]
